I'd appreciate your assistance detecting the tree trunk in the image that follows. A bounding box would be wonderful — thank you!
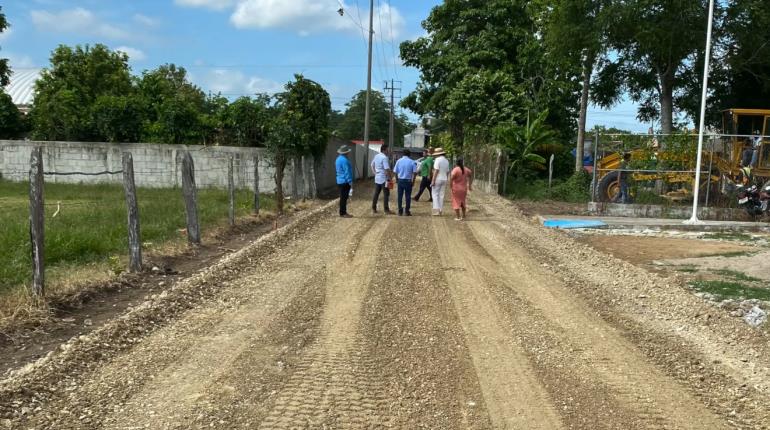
[274,156,286,215]
[576,52,595,173]
[659,67,675,137]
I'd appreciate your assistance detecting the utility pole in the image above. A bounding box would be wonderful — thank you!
[362,0,375,179]
[384,79,401,149]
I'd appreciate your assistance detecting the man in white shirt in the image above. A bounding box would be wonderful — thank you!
[370,144,393,214]
[431,148,450,216]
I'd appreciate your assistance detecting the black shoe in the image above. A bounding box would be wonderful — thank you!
[372,208,378,214]
[398,211,403,216]
[384,209,394,215]
[413,197,419,201]
[406,212,412,216]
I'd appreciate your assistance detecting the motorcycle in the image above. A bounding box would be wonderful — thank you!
[736,182,770,216]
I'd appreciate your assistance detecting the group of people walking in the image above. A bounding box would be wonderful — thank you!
[335,144,473,220]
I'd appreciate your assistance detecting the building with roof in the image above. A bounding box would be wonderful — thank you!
[5,69,41,114]
[404,125,430,149]
[350,139,384,153]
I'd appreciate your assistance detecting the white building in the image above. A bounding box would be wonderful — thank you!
[403,125,429,149]
[5,69,41,114]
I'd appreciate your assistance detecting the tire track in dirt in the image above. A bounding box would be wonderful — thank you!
[432,217,564,429]
[10,212,366,429]
[361,215,492,429]
[462,218,728,429]
[255,218,391,429]
[476,193,770,428]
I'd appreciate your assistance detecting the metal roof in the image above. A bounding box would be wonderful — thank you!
[5,68,41,106]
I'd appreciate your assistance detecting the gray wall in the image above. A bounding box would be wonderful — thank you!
[0,139,376,193]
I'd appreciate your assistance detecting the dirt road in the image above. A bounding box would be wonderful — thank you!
[2,188,769,429]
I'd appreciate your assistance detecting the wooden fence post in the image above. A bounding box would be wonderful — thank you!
[308,157,317,199]
[181,152,201,245]
[253,155,260,215]
[228,156,235,226]
[122,152,142,273]
[29,147,45,298]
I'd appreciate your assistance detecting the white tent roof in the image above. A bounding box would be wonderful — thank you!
[5,68,41,106]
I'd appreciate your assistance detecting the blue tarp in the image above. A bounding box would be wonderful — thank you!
[543,219,607,229]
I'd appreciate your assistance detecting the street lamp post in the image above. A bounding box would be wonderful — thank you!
[685,0,716,225]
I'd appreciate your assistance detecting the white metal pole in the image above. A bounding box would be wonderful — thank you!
[362,0,374,180]
[685,0,715,225]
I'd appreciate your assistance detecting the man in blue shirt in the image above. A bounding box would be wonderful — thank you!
[393,149,417,216]
[335,145,354,218]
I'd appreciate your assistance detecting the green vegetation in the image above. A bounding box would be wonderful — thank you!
[674,265,699,273]
[506,171,591,204]
[689,279,770,301]
[0,180,276,294]
[711,269,762,282]
[331,90,412,145]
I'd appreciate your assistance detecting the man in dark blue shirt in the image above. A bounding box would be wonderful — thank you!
[393,150,417,216]
[335,145,354,217]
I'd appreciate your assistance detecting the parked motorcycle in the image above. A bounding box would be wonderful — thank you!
[736,182,770,216]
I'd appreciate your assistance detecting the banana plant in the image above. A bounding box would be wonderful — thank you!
[493,110,556,195]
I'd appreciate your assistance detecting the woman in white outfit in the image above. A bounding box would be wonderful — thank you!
[431,148,450,216]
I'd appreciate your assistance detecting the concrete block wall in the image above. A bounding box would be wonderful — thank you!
[0,140,293,192]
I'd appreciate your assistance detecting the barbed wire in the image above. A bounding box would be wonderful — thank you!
[43,170,123,176]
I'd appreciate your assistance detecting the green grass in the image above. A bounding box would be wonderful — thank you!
[674,265,699,273]
[711,269,762,282]
[689,279,770,301]
[0,180,276,293]
[710,250,756,258]
[703,232,756,242]
[505,172,591,203]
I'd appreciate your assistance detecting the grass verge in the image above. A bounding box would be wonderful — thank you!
[711,269,762,282]
[1,179,279,297]
[689,279,770,301]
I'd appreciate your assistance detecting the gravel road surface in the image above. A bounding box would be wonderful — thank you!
[1,188,768,429]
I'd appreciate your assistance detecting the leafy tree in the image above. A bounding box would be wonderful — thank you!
[92,95,146,142]
[0,90,25,138]
[401,0,579,148]
[267,74,331,213]
[335,90,412,145]
[31,44,133,141]
[545,0,612,172]
[137,64,207,144]
[592,0,713,135]
[224,95,272,147]
[0,6,9,87]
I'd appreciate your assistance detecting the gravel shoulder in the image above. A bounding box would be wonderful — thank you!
[1,188,768,429]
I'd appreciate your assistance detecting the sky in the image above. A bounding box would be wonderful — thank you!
[0,0,646,132]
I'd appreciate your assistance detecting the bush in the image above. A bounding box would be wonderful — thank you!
[548,171,591,202]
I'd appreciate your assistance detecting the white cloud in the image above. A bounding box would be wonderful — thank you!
[230,0,404,37]
[195,69,283,96]
[175,0,235,11]
[30,7,132,40]
[133,14,160,27]
[114,46,147,62]
[5,53,36,69]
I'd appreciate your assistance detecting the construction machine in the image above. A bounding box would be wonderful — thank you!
[595,108,770,203]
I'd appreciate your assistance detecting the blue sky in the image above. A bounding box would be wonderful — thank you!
[1,0,646,131]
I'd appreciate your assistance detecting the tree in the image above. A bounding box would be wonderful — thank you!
[92,95,145,142]
[335,90,411,145]
[0,6,10,87]
[224,95,272,147]
[0,91,25,138]
[401,0,580,148]
[592,0,713,135]
[546,0,612,172]
[31,44,133,141]
[267,74,331,213]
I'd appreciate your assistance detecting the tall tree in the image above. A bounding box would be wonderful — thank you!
[31,44,133,141]
[401,0,579,148]
[546,0,611,172]
[335,90,411,145]
[267,74,331,213]
[0,91,25,138]
[593,0,713,135]
[224,94,272,147]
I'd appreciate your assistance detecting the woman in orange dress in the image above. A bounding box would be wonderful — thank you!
[450,158,473,220]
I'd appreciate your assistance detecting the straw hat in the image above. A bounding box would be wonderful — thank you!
[432,147,446,156]
[337,145,352,154]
